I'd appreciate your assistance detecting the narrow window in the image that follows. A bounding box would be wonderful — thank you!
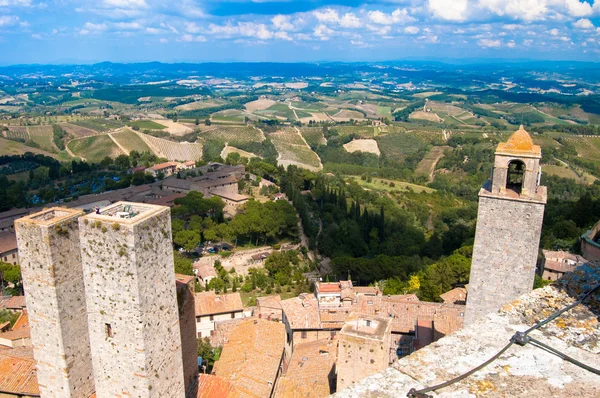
[231,313,235,319]
[366,320,371,327]
[301,331,307,339]
[105,323,113,338]
[210,315,214,321]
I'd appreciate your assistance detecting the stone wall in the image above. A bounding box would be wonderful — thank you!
[177,279,199,398]
[466,194,545,325]
[15,209,95,398]
[337,333,390,391]
[79,205,185,397]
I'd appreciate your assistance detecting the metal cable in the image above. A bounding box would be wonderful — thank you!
[407,282,600,398]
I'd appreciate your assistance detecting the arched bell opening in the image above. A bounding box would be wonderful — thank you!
[506,160,525,194]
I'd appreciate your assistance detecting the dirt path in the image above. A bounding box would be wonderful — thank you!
[64,144,83,161]
[416,146,450,182]
[108,132,130,155]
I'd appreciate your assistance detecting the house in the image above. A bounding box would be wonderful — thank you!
[194,292,246,338]
[540,250,587,281]
[249,251,270,264]
[179,160,196,171]
[0,351,39,397]
[194,262,217,286]
[0,208,32,233]
[212,318,286,398]
[315,282,342,307]
[210,190,249,207]
[0,328,30,348]
[5,296,26,313]
[272,193,287,201]
[0,232,18,265]
[128,165,146,174]
[439,286,468,305]
[280,294,325,351]
[146,161,179,177]
[256,295,283,321]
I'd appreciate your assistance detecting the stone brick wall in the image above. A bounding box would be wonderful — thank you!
[466,194,545,325]
[15,209,95,398]
[177,279,199,398]
[337,334,390,391]
[79,205,185,398]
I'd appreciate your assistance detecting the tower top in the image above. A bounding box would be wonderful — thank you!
[496,125,541,158]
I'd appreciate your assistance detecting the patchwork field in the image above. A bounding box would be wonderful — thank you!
[254,102,296,120]
[375,132,426,162]
[199,126,264,143]
[299,127,327,147]
[72,119,124,132]
[67,135,125,163]
[343,139,380,155]
[211,109,246,123]
[4,126,29,141]
[129,120,167,130]
[221,145,260,160]
[347,176,435,194]
[59,123,98,137]
[409,111,444,123]
[415,146,450,181]
[175,99,226,111]
[27,125,57,152]
[330,109,366,122]
[245,98,276,112]
[152,119,193,135]
[0,137,60,158]
[270,128,322,171]
[110,129,153,154]
[137,133,203,161]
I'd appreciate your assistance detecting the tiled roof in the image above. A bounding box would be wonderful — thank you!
[0,327,30,342]
[280,294,320,330]
[544,260,578,274]
[150,161,179,171]
[197,374,239,398]
[439,287,468,304]
[256,295,282,310]
[5,296,25,310]
[496,125,541,156]
[352,286,380,295]
[316,282,341,294]
[213,318,285,398]
[195,292,244,316]
[11,311,28,331]
[274,339,337,398]
[0,351,38,396]
[355,295,465,334]
[194,262,218,279]
[175,273,195,285]
[0,232,17,254]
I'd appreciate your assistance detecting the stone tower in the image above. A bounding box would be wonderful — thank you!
[15,208,95,398]
[79,202,185,397]
[465,126,547,325]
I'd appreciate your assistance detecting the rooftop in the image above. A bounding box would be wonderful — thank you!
[15,207,82,227]
[213,318,285,398]
[280,294,321,330]
[496,125,541,157]
[0,232,17,254]
[82,201,168,225]
[195,292,244,316]
[5,296,25,310]
[197,374,238,398]
[194,262,218,279]
[0,351,38,396]
[150,161,179,171]
[439,287,468,305]
[334,262,600,398]
[275,339,337,398]
[317,282,342,294]
[340,313,391,341]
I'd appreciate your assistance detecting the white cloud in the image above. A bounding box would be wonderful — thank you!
[479,0,548,21]
[184,22,202,33]
[573,18,594,29]
[507,39,516,48]
[404,26,420,34]
[564,0,593,17]
[340,13,362,28]
[549,28,559,36]
[146,27,164,34]
[274,31,292,40]
[159,37,168,43]
[0,0,32,6]
[314,8,339,24]
[314,24,334,40]
[478,38,502,48]
[367,24,392,36]
[0,15,19,26]
[524,39,533,45]
[368,8,415,25]
[31,33,41,39]
[113,21,143,30]
[102,0,147,8]
[79,21,107,35]
[272,14,294,31]
[428,0,468,22]
[180,34,206,42]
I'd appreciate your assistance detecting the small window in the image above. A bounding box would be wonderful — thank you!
[366,320,371,327]
[210,315,214,321]
[12,253,15,259]
[105,323,113,338]
[301,331,307,339]
[231,313,235,319]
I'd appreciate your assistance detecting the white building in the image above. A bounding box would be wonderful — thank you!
[194,292,248,338]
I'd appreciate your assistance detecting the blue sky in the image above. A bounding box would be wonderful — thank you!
[1,0,600,64]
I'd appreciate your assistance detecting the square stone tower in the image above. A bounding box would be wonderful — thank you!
[337,313,392,391]
[465,126,547,325]
[79,202,185,397]
[15,208,95,398]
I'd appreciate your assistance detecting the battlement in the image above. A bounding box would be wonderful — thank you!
[18,207,82,226]
[82,201,167,225]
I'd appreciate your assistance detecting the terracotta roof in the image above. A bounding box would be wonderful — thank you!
[148,193,186,207]
[274,339,337,398]
[496,125,541,156]
[183,160,196,166]
[355,295,465,334]
[210,190,249,202]
[5,296,25,310]
[352,286,380,295]
[197,374,239,398]
[11,311,28,331]
[150,161,179,171]
[0,327,30,342]
[0,351,39,396]
[280,294,320,330]
[542,250,587,273]
[0,232,17,254]
[256,295,282,310]
[316,282,341,294]
[250,252,270,261]
[213,318,285,398]
[439,287,468,304]
[194,262,218,279]
[175,273,195,285]
[195,292,244,316]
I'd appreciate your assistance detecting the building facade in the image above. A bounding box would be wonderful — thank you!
[79,202,185,397]
[15,208,95,398]
[466,126,547,325]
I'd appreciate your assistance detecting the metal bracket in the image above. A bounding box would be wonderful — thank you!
[511,331,530,346]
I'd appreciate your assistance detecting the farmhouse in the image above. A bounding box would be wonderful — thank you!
[194,262,217,286]
[0,232,18,265]
[540,250,586,281]
[194,291,246,338]
[145,161,179,177]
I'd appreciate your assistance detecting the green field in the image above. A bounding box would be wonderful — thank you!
[67,135,124,163]
[200,126,263,143]
[299,127,326,147]
[111,130,153,154]
[72,119,124,132]
[255,103,296,120]
[347,176,435,194]
[129,120,167,130]
[334,125,377,138]
[211,109,246,123]
[27,125,57,152]
[0,137,60,158]
[375,132,426,161]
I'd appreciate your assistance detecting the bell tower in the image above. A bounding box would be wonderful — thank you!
[465,126,547,325]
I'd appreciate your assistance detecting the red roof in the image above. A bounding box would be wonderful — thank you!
[151,161,179,171]
[317,282,341,293]
[0,232,17,254]
[197,374,237,398]
[0,351,38,396]
[195,292,244,316]
[5,296,25,310]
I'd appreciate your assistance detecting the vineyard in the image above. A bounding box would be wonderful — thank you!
[299,127,327,147]
[4,127,29,141]
[111,129,153,154]
[27,125,57,152]
[72,118,124,132]
[59,123,98,137]
[67,135,125,163]
[199,126,264,143]
[270,128,322,171]
[137,132,203,161]
[375,132,426,162]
